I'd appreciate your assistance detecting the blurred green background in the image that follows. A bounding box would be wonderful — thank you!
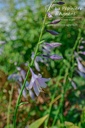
[0,0,85,128]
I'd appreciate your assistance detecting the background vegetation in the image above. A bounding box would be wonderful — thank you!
[0,0,85,127]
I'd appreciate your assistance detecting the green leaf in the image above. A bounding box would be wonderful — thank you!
[18,102,28,107]
[29,115,48,128]
[65,121,79,128]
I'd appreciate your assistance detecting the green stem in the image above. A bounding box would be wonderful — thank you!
[45,94,55,127]
[13,1,55,127]
[7,85,13,128]
[52,20,85,126]
[52,68,68,126]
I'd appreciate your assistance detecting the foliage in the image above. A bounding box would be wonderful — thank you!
[0,0,85,128]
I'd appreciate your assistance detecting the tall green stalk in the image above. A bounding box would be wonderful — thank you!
[13,1,55,127]
[7,85,13,128]
[52,20,85,127]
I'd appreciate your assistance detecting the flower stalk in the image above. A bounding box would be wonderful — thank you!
[13,0,55,127]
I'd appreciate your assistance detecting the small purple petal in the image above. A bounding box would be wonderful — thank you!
[34,60,40,71]
[33,82,40,96]
[20,69,26,79]
[38,79,47,88]
[46,30,59,35]
[22,89,27,98]
[41,78,50,82]
[50,54,63,60]
[27,68,38,89]
[50,19,61,24]
[79,51,85,55]
[47,12,53,18]
[36,56,44,63]
[30,68,37,77]
[79,46,84,49]
[71,80,77,89]
[8,74,22,82]
[76,70,85,78]
[18,84,27,98]
[38,77,50,88]
[29,90,35,100]
[25,81,29,87]
[76,58,85,73]
[27,78,34,89]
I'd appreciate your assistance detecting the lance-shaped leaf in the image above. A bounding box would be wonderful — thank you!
[46,30,59,35]
[29,115,48,128]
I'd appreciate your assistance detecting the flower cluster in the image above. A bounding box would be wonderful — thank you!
[69,39,85,89]
[75,40,85,78]
[8,1,65,99]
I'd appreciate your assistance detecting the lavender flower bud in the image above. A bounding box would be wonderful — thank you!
[79,51,85,55]
[44,42,61,48]
[55,1,65,5]
[79,46,84,49]
[42,54,63,60]
[50,54,63,60]
[46,30,59,35]
[50,19,61,24]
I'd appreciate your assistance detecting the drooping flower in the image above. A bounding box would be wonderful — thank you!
[26,68,50,96]
[31,52,44,71]
[43,42,61,52]
[76,57,85,73]
[8,73,22,82]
